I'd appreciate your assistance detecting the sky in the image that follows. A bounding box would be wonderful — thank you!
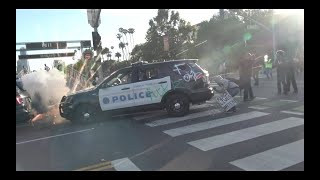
[16,9,219,71]
[16,9,303,71]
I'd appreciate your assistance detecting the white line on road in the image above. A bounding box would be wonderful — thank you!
[188,117,304,151]
[230,139,304,171]
[145,109,223,127]
[133,103,214,121]
[235,96,267,100]
[16,128,95,145]
[249,105,269,110]
[281,111,304,116]
[163,111,269,137]
[112,158,141,171]
[280,99,298,103]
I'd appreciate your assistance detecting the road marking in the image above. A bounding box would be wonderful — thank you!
[145,109,222,127]
[112,158,141,171]
[235,96,267,100]
[281,111,304,116]
[75,161,113,171]
[280,99,298,103]
[293,105,304,112]
[188,117,304,151]
[163,111,269,137]
[133,104,214,121]
[249,99,296,110]
[230,139,304,171]
[16,128,94,145]
[249,105,269,110]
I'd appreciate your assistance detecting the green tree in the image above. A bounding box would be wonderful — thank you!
[115,52,121,61]
[119,42,126,60]
[128,28,135,52]
[137,9,196,62]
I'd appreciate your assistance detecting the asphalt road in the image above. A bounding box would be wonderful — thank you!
[16,75,304,171]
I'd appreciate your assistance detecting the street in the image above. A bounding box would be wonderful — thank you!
[16,75,304,171]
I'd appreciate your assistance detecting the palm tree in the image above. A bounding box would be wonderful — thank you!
[119,42,126,60]
[128,28,135,51]
[101,47,110,61]
[116,33,122,42]
[107,53,112,60]
[115,52,121,61]
[122,29,130,59]
[110,46,114,59]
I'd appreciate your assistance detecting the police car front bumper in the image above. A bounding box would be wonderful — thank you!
[59,96,74,119]
[191,87,214,103]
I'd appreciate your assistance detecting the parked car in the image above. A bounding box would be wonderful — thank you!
[59,59,214,123]
[16,85,33,123]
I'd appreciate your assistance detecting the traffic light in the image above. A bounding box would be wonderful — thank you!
[92,31,101,51]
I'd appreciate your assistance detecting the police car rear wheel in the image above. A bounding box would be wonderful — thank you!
[73,104,99,123]
[166,94,189,117]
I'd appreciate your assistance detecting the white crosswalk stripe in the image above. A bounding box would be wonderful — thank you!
[249,99,297,110]
[133,103,215,121]
[163,111,269,137]
[145,108,223,127]
[128,97,303,171]
[281,111,304,116]
[230,139,304,171]
[188,117,304,151]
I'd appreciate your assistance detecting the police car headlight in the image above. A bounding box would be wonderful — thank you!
[66,96,74,103]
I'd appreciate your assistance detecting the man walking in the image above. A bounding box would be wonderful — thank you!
[239,52,255,101]
[275,50,288,95]
[286,57,298,94]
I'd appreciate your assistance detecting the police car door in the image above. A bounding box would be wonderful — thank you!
[98,69,134,111]
[133,67,171,106]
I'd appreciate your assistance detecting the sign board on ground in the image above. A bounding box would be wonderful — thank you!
[216,91,237,111]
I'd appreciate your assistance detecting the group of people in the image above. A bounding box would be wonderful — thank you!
[212,49,300,113]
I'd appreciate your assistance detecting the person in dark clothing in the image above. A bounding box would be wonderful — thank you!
[23,66,28,74]
[275,50,288,95]
[286,59,298,94]
[239,53,255,101]
[252,54,263,86]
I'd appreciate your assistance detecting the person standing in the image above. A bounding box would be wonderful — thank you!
[44,64,50,72]
[252,54,263,86]
[264,54,273,80]
[286,57,298,94]
[275,50,288,95]
[239,52,255,101]
[23,66,28,75]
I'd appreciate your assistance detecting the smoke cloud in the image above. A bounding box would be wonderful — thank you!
[21,69,70,114]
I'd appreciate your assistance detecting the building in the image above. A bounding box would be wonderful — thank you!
[17,47,30,74]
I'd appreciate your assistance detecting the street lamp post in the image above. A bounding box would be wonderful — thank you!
[87,9,103,83]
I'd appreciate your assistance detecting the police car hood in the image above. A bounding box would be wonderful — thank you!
[68,86,95,96]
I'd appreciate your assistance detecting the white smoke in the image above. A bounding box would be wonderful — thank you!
[21,69,70,113]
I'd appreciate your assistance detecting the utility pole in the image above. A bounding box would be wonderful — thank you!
[87,9,103,83]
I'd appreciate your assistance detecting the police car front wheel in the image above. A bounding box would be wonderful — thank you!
[73,104,100,123]
[165,94,190,117]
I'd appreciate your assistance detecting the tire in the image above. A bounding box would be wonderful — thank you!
[165,93,190,117]
[72,104,100,124]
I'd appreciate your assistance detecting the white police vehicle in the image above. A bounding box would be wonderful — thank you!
[59,59,214,123]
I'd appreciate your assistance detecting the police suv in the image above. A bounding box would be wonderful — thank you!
[59,59,214,123]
